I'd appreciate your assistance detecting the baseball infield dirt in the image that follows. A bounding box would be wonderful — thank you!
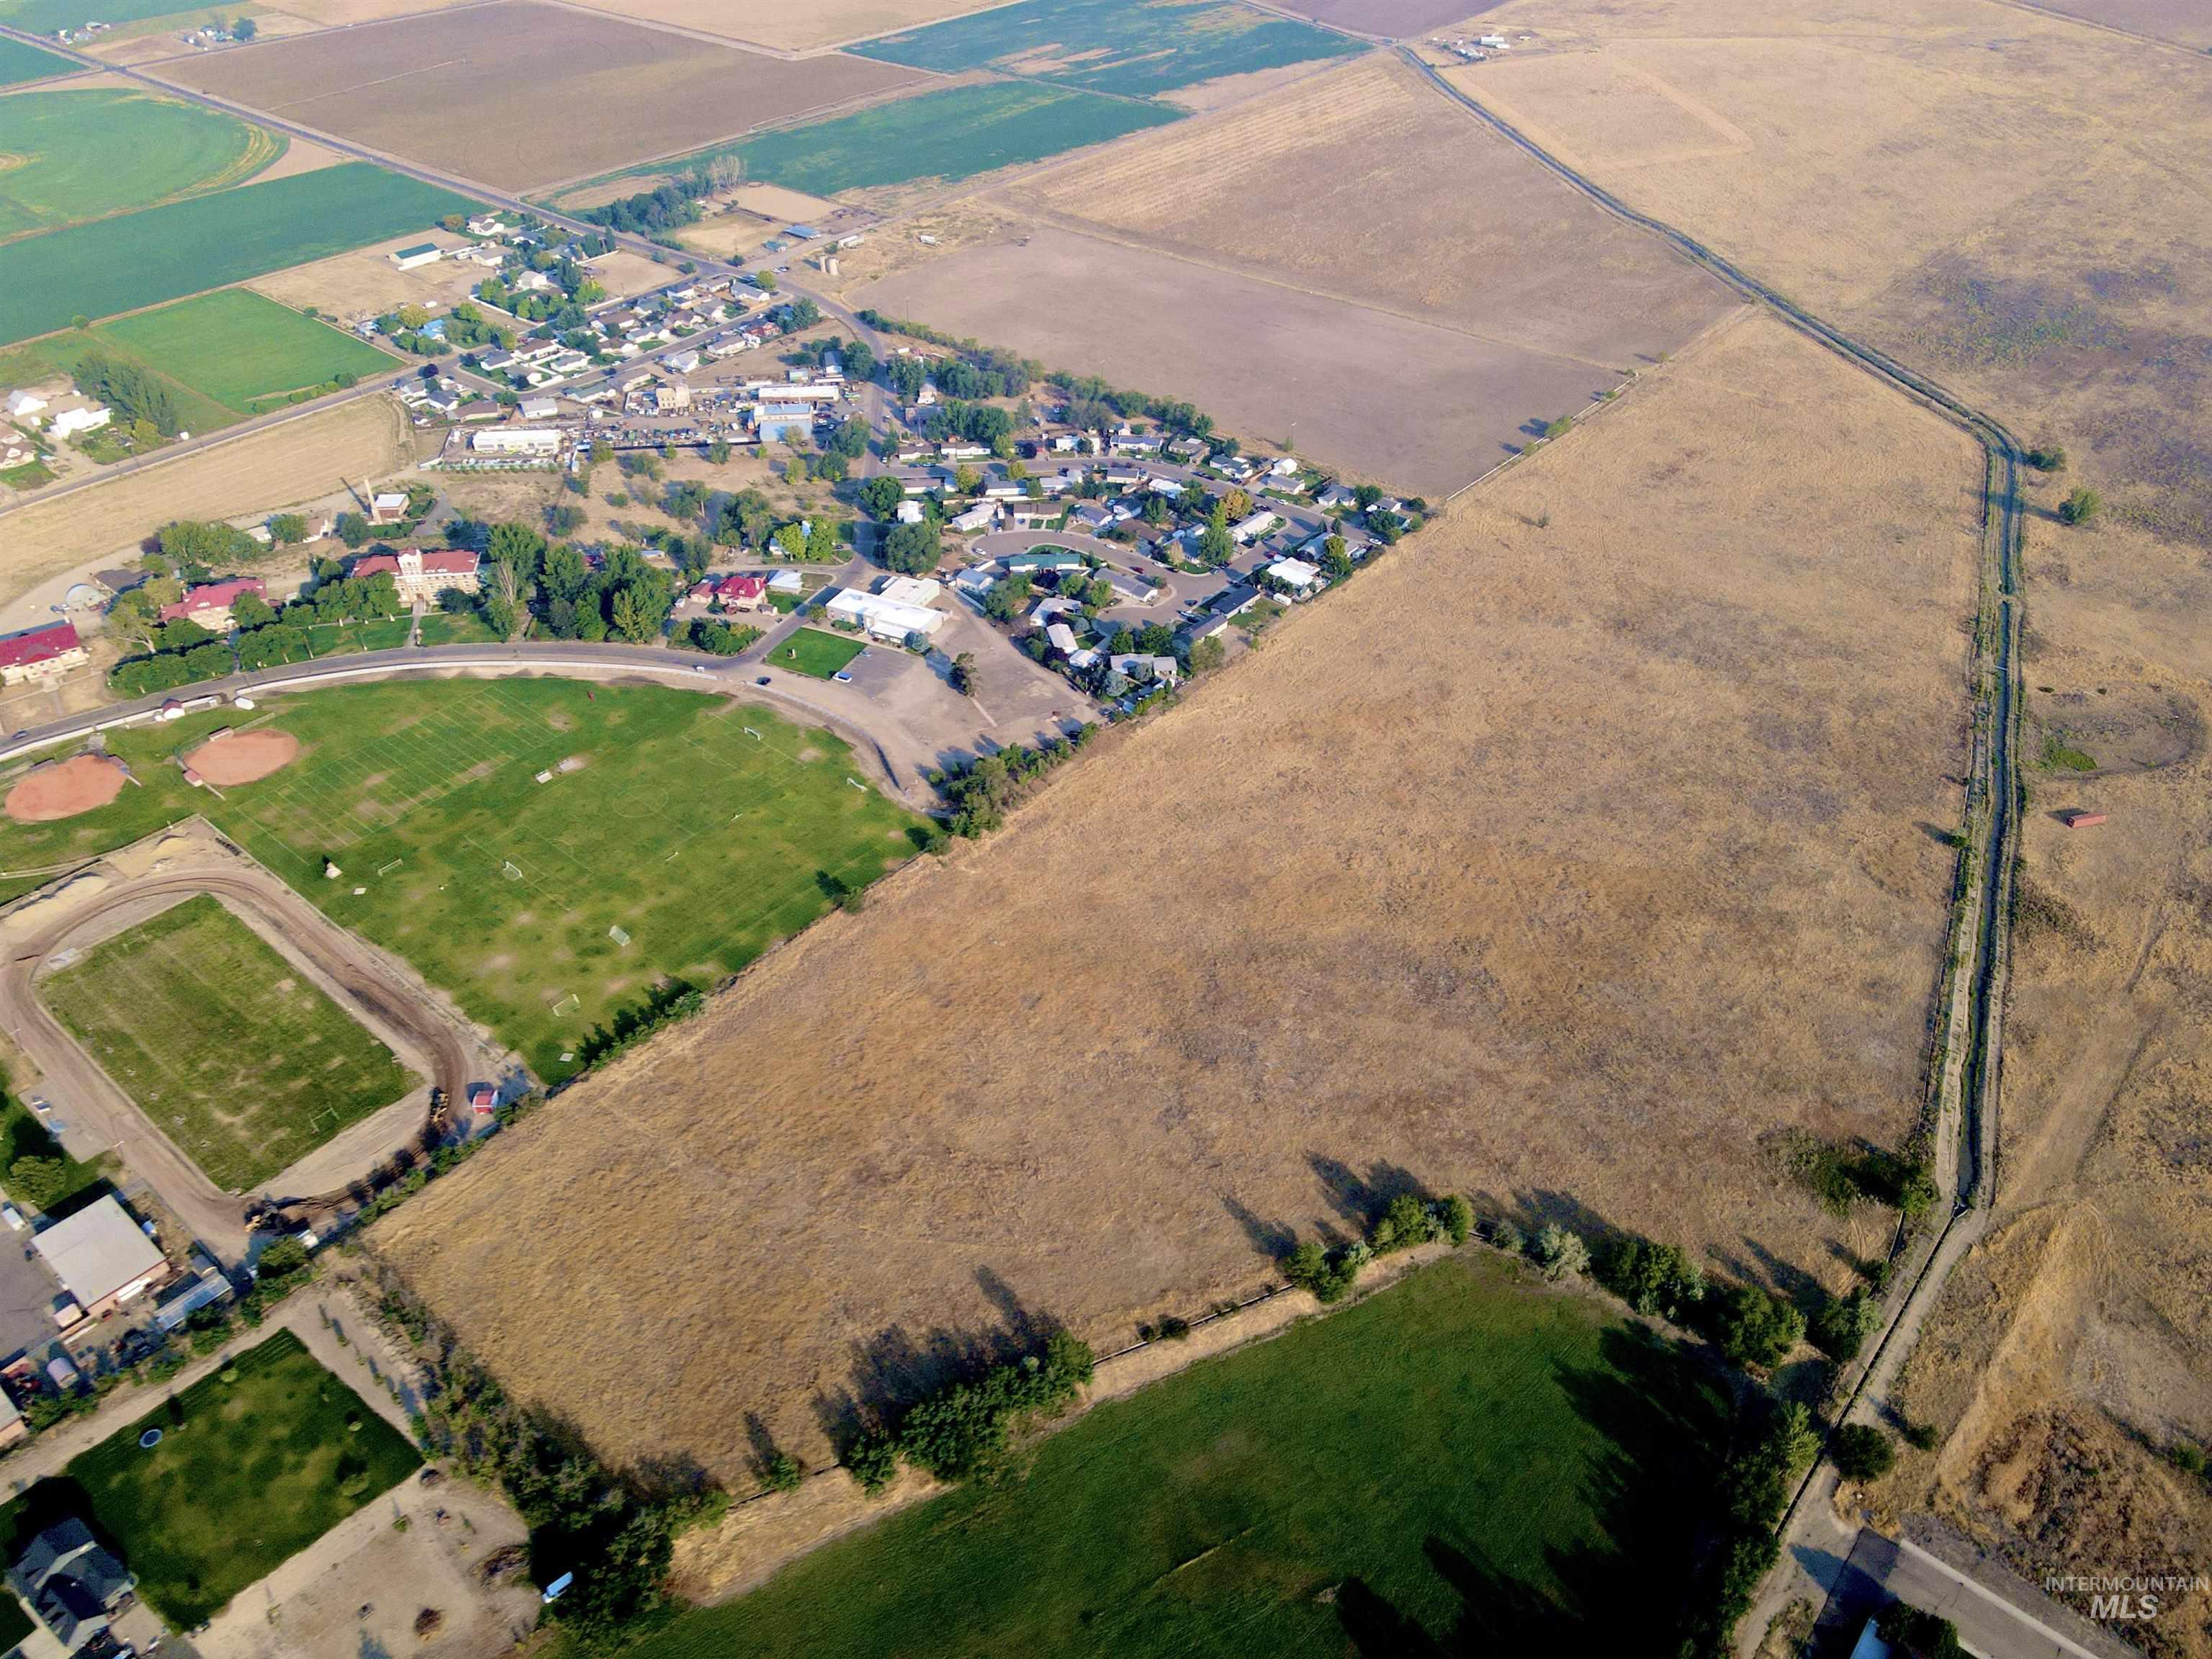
[184,729,301,786]
[375,310,1982,1488]
[4,755,126,822]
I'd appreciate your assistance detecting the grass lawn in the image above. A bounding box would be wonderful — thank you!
[0,1090,105,1215]
[0,36,74,89]
[630,1252,1728,1658]
[66,1328,419,1626]
[0,459,55,490]
[0,90,275,241]
[771,627,868,679]
[300,616,414,657]
[652,82,1179,199]
[851,0,1360,96]
[0,680,925,1082]
[0,163,476,345]
[416,611,500,646]
[42,894,417,1190]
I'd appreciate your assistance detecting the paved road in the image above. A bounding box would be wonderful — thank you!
[1809,1529,2142,1659]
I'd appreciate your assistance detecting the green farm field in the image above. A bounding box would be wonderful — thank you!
[0,680,923,1080]
[20,1328,421,1627]
[771,626,868,678]
[43,894,418,1190]
[633,1252,1728,1656]
[0,35,74,86]
[0,162,476,345]
[0,89,279,242]
[588,81,1180,201]
[850,0,1362,96]
[0,0,218,32]
[0,289,395,433]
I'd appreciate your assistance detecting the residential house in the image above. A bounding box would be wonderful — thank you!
[1043,621,1079,655]
[947,503,997,534]
[349,549,482,603]
[894,500,926,525]
[1267,456,1301,478]
[4,390,46,423]
[1316,483,1358,512]
[1003,549,1084,577]
[160,578,266,631]
[0,621,86,686]
[32,1196,169,1326]
[1110,652,1180,685]
[45,401,108,441]
[1264,557,1322,595]
[710,573,766,609]
[1069,504,1112,534]
[9,1519,135,1655]
[1231,511,1281,545]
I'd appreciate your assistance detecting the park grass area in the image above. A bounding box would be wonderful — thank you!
[0,90,278,243]
[637,1253,1727,1655]
[0,680,923,1081]
[0,1328,421,1627]
[0,36,74,87]
[625,82,1180,199]
[850,0,1361,96]
[0,163,476,345]
[0,289,392,437]
[42,894,417,1190]
[415,611,499,645]
[770,627,868,678]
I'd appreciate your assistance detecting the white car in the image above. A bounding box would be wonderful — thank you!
[2,1208,22,1233]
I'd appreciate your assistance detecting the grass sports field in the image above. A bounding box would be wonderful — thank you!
[33,1328,419,1627]
[0,163,476,345]
[0,90,279,242]
[772,627,869,678]
[0,680,922,1081]
[0,289,394,433]
[851,0,1362,96]
[637,1253,1727,1655]
[0,35,73,86]
[42,894,418,1190]
[688,81,1180,197]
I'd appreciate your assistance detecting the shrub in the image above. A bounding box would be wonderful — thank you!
[1830,1423,1895,1482]
[1707,1283,1804,1370]
[1876,1603,1966,1659]
[845,1429,898,1494]
[6,1155,71,1210]
[1491,1219,1525,1256]
[1439,1194,1473,1246]
[2056,485,2101,525]
[1902,1419,1941,1452]
[1532,1224,1588,1281]
[1809,1289,1882,1363]
[2025,444,2067,472]
[1282,1238,1360,1303]
[894,1332,1094,1484]
[763,1452,802,1494]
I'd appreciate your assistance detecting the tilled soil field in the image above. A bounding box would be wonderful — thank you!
[377,311,1983,1488]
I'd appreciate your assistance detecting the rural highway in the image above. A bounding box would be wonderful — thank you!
[0,860,469,1262]
[1403,48,2026,1653]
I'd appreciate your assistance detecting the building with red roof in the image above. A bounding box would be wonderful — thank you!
[711,574,766,608]
[347,549,482,606]
[160,579,266,631]
[0,621,86,685]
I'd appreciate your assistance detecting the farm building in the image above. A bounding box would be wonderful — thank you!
[390,243,442,270]
[4,390,47,423]
[469,427,561,456]
[32,1197,169,1325]
[349,547,481,603]
[0,621,86,685]
[161,577,266,630]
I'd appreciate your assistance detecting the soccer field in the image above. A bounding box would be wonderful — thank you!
[632,1251,1730,1657]
[0,680,925,1082]
[42,894,417,1190]
[0,90,277,241]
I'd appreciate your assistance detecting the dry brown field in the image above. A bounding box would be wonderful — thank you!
[2022,0,2212,48]
[858,221,1657,495]
[557,0,1010,50]
[157,2,926,191]
[1458,0,2212,1627]
[377,310,1983,1485]
[246,230,482,320]
[0,395,410,607]
[264,0,493,24]
[1008,55,1735,369]
[1275,0,1507,37]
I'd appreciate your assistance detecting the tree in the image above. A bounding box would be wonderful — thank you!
[608,587,656,643]
[6,1156,71,1210]
[1199,504,1233,567]
[1601,1236,1706,1321]
[395,302,431,332]
[2025,443,2067,472]
[1184,634,1226,674]
[2057,485,2101,525]
[953,463,984,496]
[1809,1289,1881,1363]
[335,512,371,549]
[485,557,523,639]
[1830,1424,1895,1483]
[267,513,309,546]
[1532,1224,1588,1280]
[158,519,257,572]
[229,590,276,631]
[950,652,976,696]
[230,14,256,37]
[762,1453,802,1494]
[882,519,940,575]
[1321,535,1352,579]
[1439,1195,1473,1246]
[545,501,585,537]
[845,1429,898,1494]
[860,475,905,519]
[1709,1282,1805,1369]
[707,439,731,466]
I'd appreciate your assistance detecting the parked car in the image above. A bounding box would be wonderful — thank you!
[1,1208,22,1233]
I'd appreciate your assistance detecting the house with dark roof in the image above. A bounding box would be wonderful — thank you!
[8,1519,134,1654]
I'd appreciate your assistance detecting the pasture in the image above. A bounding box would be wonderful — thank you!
[42,894,418,1190]
[687,81,1181,199]
[0,680,923,1082]
[851,0,1363,96]
[1010,54,1736,367]
[0,35,73,86]
[163,1,925,192]
[65,1329,420,1626]
[374,314,1981,1485]
[0,90,277,243]
[0,0,204,31]
[639,1254,1728,1656]
[0,163,475,344]
[0,393,412,611]
[855,222,1603,495]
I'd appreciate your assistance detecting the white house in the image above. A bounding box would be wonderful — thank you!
[48,402,109,440]
[1044,621,1079,655]
[894,500,925,524]
[4,390,47,423]
[948,503,997,534]
[1268,456,1301,478]
[1264,557,1321,594]
[34,1197,168,1325]
[1231,511,1281,545]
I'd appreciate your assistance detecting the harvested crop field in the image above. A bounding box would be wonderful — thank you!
[1275,0,1506,35]
[2029,0,2212,48]
[162,1,928,192]
[246,230,485,321]
[855,222,1635,495]
[375,311,1984,1484]
[1009,53,1736,367]
[4,755,124,822]
[561,0,1010,50]
[0,393,410,607]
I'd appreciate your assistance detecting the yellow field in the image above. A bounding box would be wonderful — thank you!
[0,395,411,607]
[246,232,483,322]
[556,0,1012,51]
[377,311,1982,1484]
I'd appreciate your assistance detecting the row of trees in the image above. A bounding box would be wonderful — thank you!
[580,173,712,235]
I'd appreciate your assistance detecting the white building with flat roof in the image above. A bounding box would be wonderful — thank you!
[825,588,945,643]
[33,1197,166,1325]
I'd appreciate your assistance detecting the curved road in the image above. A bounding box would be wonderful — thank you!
[0,864,469,1262]
[1404,49,2024,1653]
